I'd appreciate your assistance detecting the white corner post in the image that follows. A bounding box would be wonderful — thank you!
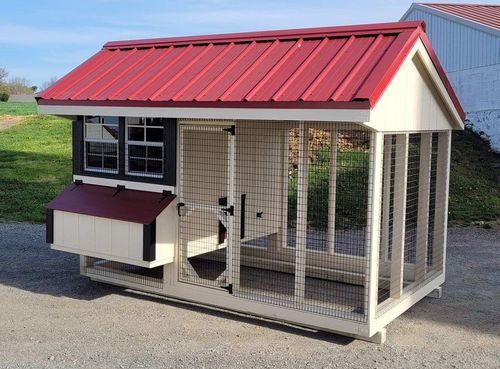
[294,122,309,305]
[380,135,392,261]
[432,131,451,275]
[366,131,384,326]
[415,133,432,282]
[390,134,409,299]
[327,129,338,254]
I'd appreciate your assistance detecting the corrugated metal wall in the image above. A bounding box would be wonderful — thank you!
[404,9,500,72]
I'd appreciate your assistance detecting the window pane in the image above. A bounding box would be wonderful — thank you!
[148,146,163,159]
[103,143,117,156]
[129,158,146,172]
[147,160,163,174]
[146,127,163,142]
[128,127,144,141]
[102,116,119,125]
[129,144,146,158]
[86,142,102,154]
[103,156,118,169]
[87,155,102,168]
[148,118,164,127]
[103,125,119,140]
[85,124,101,139]
[85,116,100,124]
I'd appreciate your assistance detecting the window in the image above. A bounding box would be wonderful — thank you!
[126,118,164,178]
[84,116,119,173]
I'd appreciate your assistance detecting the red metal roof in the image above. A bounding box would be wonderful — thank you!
[421,3,500,30]
[37,21,464,119]
[47,183,176,224]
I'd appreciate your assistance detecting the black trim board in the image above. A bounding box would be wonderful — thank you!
[72,118,83,175]
[143,220,156,262]
[46,209,54,244]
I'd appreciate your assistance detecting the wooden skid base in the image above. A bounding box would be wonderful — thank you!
[426,286,442,299]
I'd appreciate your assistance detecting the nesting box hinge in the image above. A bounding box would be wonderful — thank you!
[221,284,233,294]
[222,125,235,135]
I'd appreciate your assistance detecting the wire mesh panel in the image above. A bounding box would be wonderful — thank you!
[231,121,371,322]
[84,257,163,289]
[178,124,234,289]
[377,131,447,312]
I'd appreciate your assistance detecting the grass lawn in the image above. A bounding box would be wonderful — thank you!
[0,101,37,115]
[0,113,72,223]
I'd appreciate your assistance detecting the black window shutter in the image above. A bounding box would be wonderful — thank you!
[72,117,84,175]
[164,118,177,186]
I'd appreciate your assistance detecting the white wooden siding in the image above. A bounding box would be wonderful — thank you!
[368,41,459,132]
[52,208,175,268]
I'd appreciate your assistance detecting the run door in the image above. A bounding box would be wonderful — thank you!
[178,124,235,290]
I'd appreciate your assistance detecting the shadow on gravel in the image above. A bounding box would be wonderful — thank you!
[115,288,355,346]
[0,222,117,300]
[1,223,498,340]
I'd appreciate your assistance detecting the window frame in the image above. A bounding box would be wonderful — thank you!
[125,117,165,179]
[74,116,177,186]
[83,116,119,174]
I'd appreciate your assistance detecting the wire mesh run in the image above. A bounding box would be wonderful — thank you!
[83,256,163,289]
[377,132,447,311]
[178,120,372,322]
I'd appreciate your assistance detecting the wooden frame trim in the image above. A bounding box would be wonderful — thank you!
[143,220,156,262]
[390,134,409,298]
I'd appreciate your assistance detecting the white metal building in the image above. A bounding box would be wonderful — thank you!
[402,3,500,151]
[37,21,464,343]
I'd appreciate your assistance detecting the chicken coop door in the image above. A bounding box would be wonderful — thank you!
[178,124,235,290]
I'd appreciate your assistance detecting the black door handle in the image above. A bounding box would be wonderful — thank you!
[177,202,186,216]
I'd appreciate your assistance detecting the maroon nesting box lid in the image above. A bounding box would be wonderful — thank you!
[47,183,176,225]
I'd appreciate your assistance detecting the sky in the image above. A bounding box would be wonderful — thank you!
[0,0,496,88]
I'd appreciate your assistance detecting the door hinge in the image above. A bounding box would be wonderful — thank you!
[221,284,233,294]
[221,205,234,216]
[222,125,235,136]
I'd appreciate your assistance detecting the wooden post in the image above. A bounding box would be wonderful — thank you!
[380,135,393,261]
[294,122,308,304]
[279,127,290,249]
[327,130,338,254]
[432,131,451,274]
[227,125,236,287]
[390,134,409,299]
[366,131,384,322]
[415,133,432,282]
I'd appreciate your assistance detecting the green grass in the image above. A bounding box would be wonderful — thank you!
[0,114,72,222]
[0,101,37,115]
[449,127,500,224]
[0,106,498,225]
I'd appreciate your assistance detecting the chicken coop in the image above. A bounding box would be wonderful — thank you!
[38,21,464,343]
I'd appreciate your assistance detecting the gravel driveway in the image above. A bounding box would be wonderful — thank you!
[0,223,498,369]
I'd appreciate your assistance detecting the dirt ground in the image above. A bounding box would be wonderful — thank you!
[0,223,498,369]
[0,116,25,131]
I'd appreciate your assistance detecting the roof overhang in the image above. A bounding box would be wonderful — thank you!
[37,100,371,123]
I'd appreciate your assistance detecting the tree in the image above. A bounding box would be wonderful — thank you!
[40,77,58,92]
[7,77,33,94]
[0,67,7,82]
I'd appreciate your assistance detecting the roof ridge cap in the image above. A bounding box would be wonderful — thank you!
[103,21,424,49]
